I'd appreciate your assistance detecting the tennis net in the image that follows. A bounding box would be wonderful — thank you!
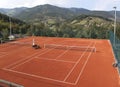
[44,44,96,52]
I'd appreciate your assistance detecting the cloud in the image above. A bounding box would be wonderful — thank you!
[0,1,8,8]
[0,0,120,10]
[0,0,32,8]
[0,0,77,8]
[31,0,49,7]
[93,0,114,10]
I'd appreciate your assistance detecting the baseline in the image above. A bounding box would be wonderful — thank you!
[3,68,76,85]
[0,46,30,58]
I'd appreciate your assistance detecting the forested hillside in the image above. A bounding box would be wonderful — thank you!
[1,12,120,41]
[29,15,120,39]
[1,4,120,41]
[0,13,30,41]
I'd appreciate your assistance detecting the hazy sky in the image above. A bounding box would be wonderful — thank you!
[0,0,120,10]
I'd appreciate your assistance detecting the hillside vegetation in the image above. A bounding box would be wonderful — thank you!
[30,15,120,39]
[0,13,30,40]
[0,4,120,40]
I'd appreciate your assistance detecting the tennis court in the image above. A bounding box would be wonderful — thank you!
[0,37,119,87]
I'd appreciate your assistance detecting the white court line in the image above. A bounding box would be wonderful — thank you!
[0,38,33,50]
[4,48,49,69]
[9,39,69,70]
[63,41,93,81]
[3,37,60,68]
[3,66,76,85]
[35,57,76,64]
[37,43,84,64]
[3,38,94,85]
[0,37,32,49]
[74,42,96,85]
[34,40,78,60]
[0,46,31,58]
[54,43,78,60]
[35,42,88,64]
[35,42,94,66]
[3,42,95,86]
[3,39,95,86]
[7,48,55,69]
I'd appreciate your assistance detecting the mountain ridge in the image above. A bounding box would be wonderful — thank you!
[1,4,120,40]
[0,4,120,23]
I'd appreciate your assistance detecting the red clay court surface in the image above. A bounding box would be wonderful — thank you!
[0,37,120,87]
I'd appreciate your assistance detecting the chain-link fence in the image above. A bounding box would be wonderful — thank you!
[109,31,120,72]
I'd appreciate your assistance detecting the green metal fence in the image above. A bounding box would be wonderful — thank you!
[109,31,120,72]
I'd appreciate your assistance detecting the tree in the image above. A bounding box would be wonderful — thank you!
[1,28,9,40]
